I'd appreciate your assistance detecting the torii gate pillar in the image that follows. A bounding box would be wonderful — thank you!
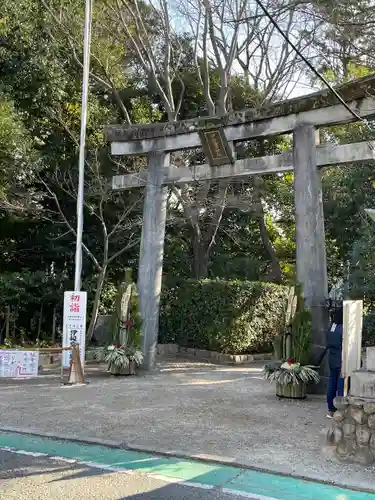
[293,124,329,389]
[138,151,169,371]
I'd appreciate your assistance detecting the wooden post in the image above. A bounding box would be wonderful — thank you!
[293,124,329,391]
[138,151,169,371]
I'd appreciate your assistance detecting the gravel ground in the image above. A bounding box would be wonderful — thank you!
[0,358,375,491]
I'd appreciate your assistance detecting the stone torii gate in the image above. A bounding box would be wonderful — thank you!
[105,75,375,380]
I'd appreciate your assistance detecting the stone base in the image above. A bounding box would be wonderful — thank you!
[350,370,375,398]
[325,395,375,465]
[157,344,272,365]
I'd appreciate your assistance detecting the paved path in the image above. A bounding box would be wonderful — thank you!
[0,449,238,500]
[1,430,375,499]
[1,359,375,490]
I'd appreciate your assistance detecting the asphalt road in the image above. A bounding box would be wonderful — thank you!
[0,450,247,500]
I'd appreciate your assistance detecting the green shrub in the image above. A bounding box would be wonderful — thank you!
[159,279,289,354]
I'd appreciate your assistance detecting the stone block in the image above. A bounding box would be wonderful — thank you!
[334,425,343,444]
[157,344,178,355]
[336,438,356,460]
[351,370,375,398]
[356,424,371,446]
[342,421,356,438]
[334,396,349,410]
[195,349,210,359]
[168,344,179,355]
[235,355,246,363]
[209,351,220,362]
[253,353,272,361]
[367,347,375,371]
[354,448,374,465]
[218,354,229,364]
[351,406,367,425]
[368,414,375,429]
[348,396,365,408]
[364,403,375,415]
[333,410,345,424]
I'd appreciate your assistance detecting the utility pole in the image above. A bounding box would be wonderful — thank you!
[74,0,93,291]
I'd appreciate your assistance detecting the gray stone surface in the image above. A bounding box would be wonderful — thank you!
[293,125,329,394]
[351,370,375,398]
[156,344,179,356]
[327,395,375,465]
[366,347,375,371]
[1,359,375,491]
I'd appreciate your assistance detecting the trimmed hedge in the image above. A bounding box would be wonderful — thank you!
[159,279,289,354]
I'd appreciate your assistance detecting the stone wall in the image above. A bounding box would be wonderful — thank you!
[326,346,375,465]
[156,343,272,365]
[328,396,375,465]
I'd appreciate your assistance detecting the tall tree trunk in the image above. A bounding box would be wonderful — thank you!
[86,265,107,341]
[50,306,57,363]
[51,306,57,344]
[192,182,228,279]
[5,306,10,340]
[192,231,210,278]
[12,307,17,341]
[193,246,209,278]
[37,303,43,342]
[254,142,283,284]
[258,212,283,284]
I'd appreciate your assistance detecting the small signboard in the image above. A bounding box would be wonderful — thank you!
[0,350,39,378]
[199,128,234,167]
[342,300,363,378]
[62,291,87,370]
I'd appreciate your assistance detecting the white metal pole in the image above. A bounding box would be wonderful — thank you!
[74,0,93,291]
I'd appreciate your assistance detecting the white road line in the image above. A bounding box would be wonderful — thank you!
[1,445,280,499]
[1,448,48,458]
[13,450,48,457]
[147,474,214,490]
[222,487,280,500]
[74,460,136,474]
[49,456,77,464]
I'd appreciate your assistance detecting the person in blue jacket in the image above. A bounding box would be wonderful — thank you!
[326,306,344,418]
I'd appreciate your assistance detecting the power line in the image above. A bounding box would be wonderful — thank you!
[252,0,373,129]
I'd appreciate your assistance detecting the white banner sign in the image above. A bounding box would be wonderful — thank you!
[0,350,39,378]
[342,300,363,378]
[62,291,87,369]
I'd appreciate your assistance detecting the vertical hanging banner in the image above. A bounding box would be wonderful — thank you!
[62,291,87,370]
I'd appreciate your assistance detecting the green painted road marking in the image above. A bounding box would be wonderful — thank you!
[226,470,375,500]
[1,430,375,500]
